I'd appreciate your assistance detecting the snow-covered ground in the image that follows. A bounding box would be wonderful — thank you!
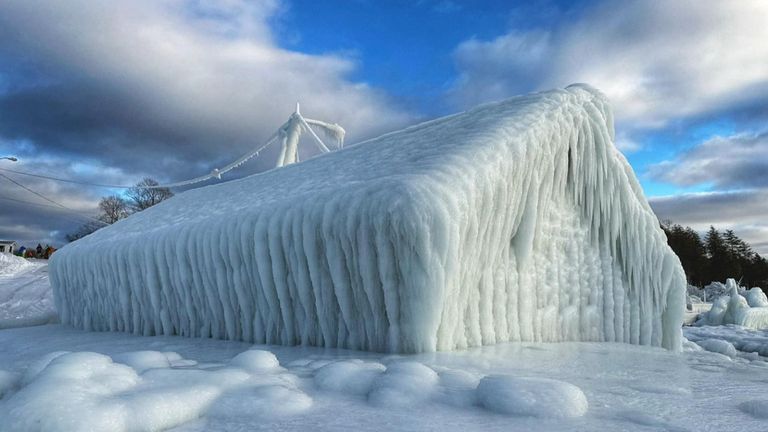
[0,325,767,431]
[0,256,56,329]
[1,259,768,431]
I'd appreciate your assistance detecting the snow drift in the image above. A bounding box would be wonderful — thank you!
[0,253,31,276]
[50,85,685,352]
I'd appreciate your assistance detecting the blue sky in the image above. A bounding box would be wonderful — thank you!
[1,0,767,251]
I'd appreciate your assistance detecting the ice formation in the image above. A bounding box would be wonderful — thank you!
[695,279,768,329]
[50,85,685,352]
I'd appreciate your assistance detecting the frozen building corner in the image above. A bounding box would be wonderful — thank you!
[50,85,686,353]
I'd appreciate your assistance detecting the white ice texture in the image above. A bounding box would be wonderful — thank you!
[696,279,768,329]
[50,85,685,352]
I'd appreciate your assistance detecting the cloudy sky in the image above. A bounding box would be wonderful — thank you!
[1,0,767,253]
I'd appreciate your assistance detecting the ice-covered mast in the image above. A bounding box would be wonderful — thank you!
[133,103,345,188]
[275,102,346,168]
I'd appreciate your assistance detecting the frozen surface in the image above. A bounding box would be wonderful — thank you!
[1,325,767,431]
[684,325,768,358]
[696,280,768,330]
[51,85,685,352]
[0,259,56,329]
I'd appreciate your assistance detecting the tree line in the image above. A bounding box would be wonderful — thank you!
[66,178,174,242]
[661,221,768,288]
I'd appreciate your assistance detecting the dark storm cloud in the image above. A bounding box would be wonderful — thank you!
[0,0,411,174]
[0,0,412,245]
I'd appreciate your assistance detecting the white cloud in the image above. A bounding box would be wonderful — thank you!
[648,132,768,189]
[451,0,768,128]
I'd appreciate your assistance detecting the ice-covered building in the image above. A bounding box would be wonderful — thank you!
[50,85,685,353]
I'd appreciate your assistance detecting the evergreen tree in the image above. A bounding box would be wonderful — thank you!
[662,222,768,293]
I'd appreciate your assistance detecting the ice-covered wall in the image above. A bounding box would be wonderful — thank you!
[50,85,686,352]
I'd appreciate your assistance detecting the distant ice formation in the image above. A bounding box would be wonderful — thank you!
[695,279,768,329]
[50,85,685,352]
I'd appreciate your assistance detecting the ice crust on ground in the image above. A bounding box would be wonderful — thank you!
[50,85,685,352]
[0,344,593,432]
[696,279,768,329]
[2,325,768,432]
[684,325,768,358]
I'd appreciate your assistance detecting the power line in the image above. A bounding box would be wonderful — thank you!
[0,109,339,191]
[0,195,103,226]
[0,172,107,226]
[0,167,130,188]
[0,129,282,190]
[0,194,76,210]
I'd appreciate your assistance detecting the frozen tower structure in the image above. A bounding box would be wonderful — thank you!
[51,85,686,353]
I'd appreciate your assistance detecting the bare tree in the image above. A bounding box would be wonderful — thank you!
[98,195,129,224]
[126,178,174,211]
[65,221,103,242]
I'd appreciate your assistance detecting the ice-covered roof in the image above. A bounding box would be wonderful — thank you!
[51,85,685,353]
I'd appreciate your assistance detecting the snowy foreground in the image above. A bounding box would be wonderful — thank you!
[0,256,56,329]
[1,263,767,431]
[51,85,684,352]
[1,325,768,431]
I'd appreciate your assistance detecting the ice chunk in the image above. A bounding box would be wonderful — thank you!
[313,360,386,396]
[475,375,588,418]
[435,369,481,407]
[696,282,768,329]
[694,339,737,357]
[113,351,172,373]
[208,385,313,419]
[368,362,439,407]
[746,287,768,307]
[50,85,685,352]
[229,349,281,373]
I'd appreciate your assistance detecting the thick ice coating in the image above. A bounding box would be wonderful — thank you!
[50,85,685,352]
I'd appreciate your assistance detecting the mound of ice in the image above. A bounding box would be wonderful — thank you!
[0,253,30,276]
[435,369,481,407]
[475,375,588,418]
[694,339,737,357]
[368,362,439,407]
[0,348,311,432]
[51,85,685,352]
[314,360,386,395]
[229,349,281,373]
[208,385,313,419]
[696,280,768,329]
[746,287,768,307]
[112,351,187,373]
